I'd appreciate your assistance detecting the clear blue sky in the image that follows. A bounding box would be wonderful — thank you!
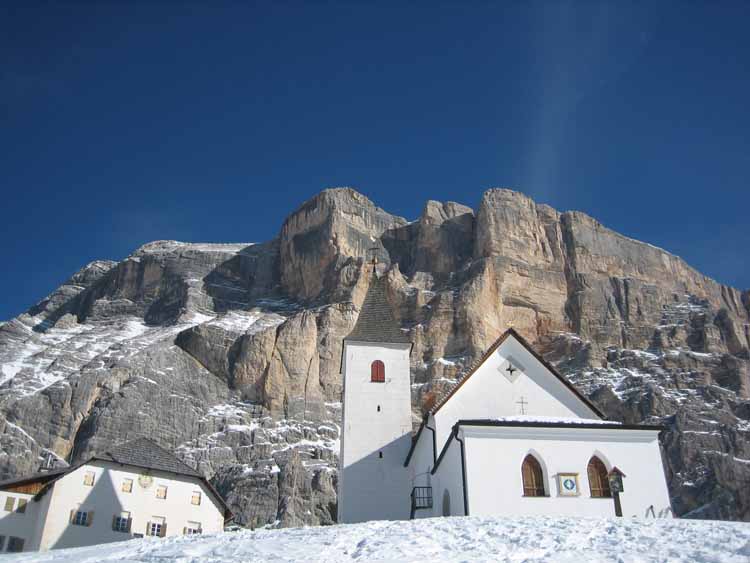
[1,1,748,321]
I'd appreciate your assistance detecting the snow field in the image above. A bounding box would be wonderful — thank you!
[8,515,750,563]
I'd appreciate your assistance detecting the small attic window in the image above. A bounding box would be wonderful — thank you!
[371,360,385,383]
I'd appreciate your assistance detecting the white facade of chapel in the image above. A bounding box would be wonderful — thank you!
[337,270,674,524]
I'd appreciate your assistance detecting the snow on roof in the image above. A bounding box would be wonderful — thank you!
[486,415,622,425]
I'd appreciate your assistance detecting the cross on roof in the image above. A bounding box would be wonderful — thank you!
[516,396,528,415]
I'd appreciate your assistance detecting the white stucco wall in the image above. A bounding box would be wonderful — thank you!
[339,341,413,523]
[433,336,601,448]
[430,435,466,518]
[461,425,672,519]
[36,461,224,551]
[0,488,48,551]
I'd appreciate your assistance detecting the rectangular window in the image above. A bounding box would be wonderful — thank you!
[122,479,133,493]
[72,510,92,526]
[16,499,27,514]
[7,536,24,552]
[83,471,95,487]
[156,486,168,500]
[112,511,131,533]
[184,521,202,535]
[147,517,166,537]
[191,491,201,506]
[3,497,15,512]
[0,535,5,551]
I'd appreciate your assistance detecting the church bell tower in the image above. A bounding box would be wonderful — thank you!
[338,268,413,523]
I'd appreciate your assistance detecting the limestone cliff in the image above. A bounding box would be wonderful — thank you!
[1,188,748,525]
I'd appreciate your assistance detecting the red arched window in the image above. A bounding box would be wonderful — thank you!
[371,360,385,383]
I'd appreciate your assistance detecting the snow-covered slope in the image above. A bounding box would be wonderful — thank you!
[8,516,750,563]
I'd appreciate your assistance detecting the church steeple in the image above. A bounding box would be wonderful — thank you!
[346,271,411,344]
[338,267,413,524]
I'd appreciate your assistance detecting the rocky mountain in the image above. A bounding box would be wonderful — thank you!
[1,187,748,525]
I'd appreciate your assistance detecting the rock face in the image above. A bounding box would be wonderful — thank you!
[1,187,749,525]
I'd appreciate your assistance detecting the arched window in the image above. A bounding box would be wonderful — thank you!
[521,454,546,497]
[588,456,611,498]
[371,360,385,383]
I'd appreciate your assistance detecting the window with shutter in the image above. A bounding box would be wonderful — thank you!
[4,497,15,512]
[587,456,612,498]
[184,521,202,535]
[156,485,168,499]
[521,454,546,497]
[148,517,166,537]
[16,499,27,513]
[122,479,133,493]
[113,512,131,533]
[7,536,24,552]
[73,510,91,526]
[191,491,202,505]
[371,360,385,382]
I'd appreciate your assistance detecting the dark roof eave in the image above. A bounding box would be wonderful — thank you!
[456,419,666,431]
[403,417,427,467]
[0,467,70,491]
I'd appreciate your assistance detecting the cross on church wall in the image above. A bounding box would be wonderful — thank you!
[506,364,517,376]
[516,396,528,415]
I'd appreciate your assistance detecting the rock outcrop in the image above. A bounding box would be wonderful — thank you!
[1,187,748,525]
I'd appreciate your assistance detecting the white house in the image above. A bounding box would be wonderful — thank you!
[339,270,673,523]
[0,438,231,553]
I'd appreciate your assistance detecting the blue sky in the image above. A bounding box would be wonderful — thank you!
[1,1,748,321]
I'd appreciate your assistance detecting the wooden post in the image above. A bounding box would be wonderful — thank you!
[613,491,622,517]
[608,467,626,518]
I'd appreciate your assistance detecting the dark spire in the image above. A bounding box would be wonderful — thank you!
[345,272,411,344]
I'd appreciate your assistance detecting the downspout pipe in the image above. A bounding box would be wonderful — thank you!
[454,424,469,516]
[425,417,437,466]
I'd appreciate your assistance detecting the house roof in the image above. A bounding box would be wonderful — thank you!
[98,437,201,477]
[0,467,69,491]
[345,271,411,344]
[0,438,232,520]
[429,327,605,419]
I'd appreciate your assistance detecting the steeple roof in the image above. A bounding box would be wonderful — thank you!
[346,272,411,344]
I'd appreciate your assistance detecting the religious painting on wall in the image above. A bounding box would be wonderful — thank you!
[556,473,580,496]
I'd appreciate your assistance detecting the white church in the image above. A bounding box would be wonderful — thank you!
[338,271,673,523]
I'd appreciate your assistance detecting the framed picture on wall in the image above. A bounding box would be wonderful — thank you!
[557,473,580,496]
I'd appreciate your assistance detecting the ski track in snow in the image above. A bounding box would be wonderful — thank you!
[8,516,750,563]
